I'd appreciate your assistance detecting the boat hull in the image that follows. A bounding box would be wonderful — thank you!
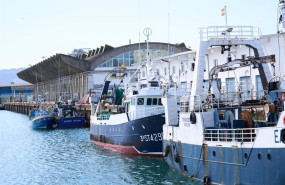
[56,117,86,129]
[31,115,56,129]
[90,114,165,156]
[163,140,285,185]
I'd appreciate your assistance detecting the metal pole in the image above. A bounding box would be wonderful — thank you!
[225,6,228,27]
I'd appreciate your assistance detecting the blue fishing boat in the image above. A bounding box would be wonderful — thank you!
[56,106,86,129]
[30,109,57,129]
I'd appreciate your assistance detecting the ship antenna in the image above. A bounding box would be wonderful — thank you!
[143,27,152,80]
[143,28,152,67]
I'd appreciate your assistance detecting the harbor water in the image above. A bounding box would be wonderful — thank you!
[0,111,199,185]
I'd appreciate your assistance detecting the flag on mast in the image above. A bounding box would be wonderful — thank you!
[221,8,225,16]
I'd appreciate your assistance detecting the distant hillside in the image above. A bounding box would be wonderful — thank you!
[0,68,27,84]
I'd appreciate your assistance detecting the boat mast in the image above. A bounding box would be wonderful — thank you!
[143,27,152,80]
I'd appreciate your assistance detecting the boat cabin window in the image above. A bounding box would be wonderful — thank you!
[158,98,162,105]
[147,98,152,105]
[149,81,159,87]
[137,98,144,105]
[153,98,158,105]
[146,98,161,106]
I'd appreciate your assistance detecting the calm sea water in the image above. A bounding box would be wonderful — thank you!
[0,111,200,185]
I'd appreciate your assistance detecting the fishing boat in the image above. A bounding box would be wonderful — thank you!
[56,102,86,129]
[162,22,285,184]
[89,28,189,156]
[89,55,167,156]
[29,96,57,129]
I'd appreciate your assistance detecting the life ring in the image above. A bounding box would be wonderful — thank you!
[203,176,211,185]
[174,153,180,163]
[190,111,196,124]
[164,145,171,157]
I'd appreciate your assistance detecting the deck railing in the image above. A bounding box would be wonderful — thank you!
[179,89,267,113]
[204,128,258,143]
[199,26,261,41]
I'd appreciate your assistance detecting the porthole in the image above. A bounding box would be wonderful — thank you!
[258,153,262,160]
[267,153,272,160]
[213,151,216,157]
[137,98,144,105]
[244,152,248,159]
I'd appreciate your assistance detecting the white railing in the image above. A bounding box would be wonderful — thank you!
[199,26,261,41]
[180,95,203,112]
[125,82,192,96]
[204,128,258,143]
[179,89,267,113]
[128,106,165,120]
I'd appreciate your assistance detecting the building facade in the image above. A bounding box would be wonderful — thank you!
[0,83,33,103]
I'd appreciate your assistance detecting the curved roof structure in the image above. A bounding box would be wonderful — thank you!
[86,42,190,70]
[17,42,190,84]
[17,54,89,84]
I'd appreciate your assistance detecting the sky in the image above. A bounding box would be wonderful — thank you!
[0,0,280,69]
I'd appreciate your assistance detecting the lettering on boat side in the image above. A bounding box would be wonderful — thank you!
[140,133,162,142]
[274,129,282,143]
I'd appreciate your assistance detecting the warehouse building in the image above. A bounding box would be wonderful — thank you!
[0,83,33,103]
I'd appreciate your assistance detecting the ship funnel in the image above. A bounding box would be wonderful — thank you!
[279,0,285,32]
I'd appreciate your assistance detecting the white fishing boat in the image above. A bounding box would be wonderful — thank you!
[89,28,189,156]
[162,2,285,184]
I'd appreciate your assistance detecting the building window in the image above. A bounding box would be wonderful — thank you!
[107,59,112,67]
[113,58,118,67]
[181,63,185,72]
[172,66,176,74]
